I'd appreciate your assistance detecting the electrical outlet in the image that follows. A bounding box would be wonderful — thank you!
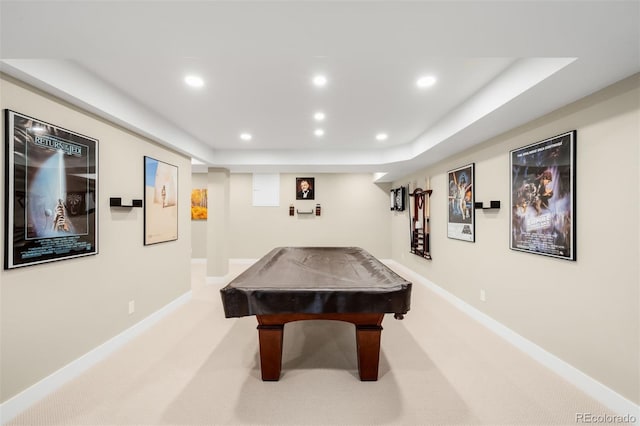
[128,300,135,314]
[480,289,486,302]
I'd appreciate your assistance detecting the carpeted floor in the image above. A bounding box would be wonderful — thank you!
[7,261,616,425]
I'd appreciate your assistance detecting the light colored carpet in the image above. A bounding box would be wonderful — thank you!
[7,262,614,425]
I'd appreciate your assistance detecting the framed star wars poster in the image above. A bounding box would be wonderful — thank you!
[510,130,576,260]
[4,110,98,269]
[447,163,475,242]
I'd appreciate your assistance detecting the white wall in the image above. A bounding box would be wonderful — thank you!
[225,173,392,260]
[0,75,192,402]
[391,74,640,404]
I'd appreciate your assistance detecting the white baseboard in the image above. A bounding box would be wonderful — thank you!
[0,291,192,425]
[385,260,639,424]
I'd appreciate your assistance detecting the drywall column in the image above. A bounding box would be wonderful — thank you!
[206,168,230,277]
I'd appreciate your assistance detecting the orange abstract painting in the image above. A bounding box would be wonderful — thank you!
[191,188,208,220]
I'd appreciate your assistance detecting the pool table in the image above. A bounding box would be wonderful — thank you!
[220,247,412,381]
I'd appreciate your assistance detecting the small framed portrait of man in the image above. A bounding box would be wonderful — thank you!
[296,177,315,200]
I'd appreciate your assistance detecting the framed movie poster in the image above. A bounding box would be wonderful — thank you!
[144,156,178,245]
[4,110,98,269]
[391,186,406,211]
[296,177,315,200]
[510,130,576,260]
[447,163,475,242]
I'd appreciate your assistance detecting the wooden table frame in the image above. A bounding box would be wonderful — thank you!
[256,313,385,381]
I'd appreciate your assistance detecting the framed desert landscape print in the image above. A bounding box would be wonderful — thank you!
[4,110,98,269]
[510,130,576,260]
[144,156,178,245]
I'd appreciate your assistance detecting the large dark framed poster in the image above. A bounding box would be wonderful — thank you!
[447,163,475,242]
[144,156,178,245]
[510,130,576,260]
[4,110,98,269]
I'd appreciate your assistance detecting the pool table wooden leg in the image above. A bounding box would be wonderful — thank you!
[257,324,284,381]
[355,323,383,381]
[257,313,385,381]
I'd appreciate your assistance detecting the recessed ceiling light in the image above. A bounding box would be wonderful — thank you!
[314,129,325,137]
[312,75,328,87]
[416,75,436,89]
[314,112,326,121]
[240,133,252,141]
[375,133,388,141]
[184,75,204,88]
